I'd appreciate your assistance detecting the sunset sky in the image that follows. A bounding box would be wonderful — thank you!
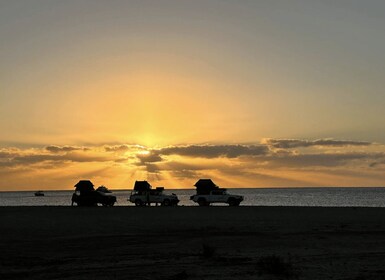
[1,0,385,190]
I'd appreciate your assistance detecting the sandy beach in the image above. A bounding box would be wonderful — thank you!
[1,206,385,279]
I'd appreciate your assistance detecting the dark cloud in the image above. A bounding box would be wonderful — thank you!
[369,159,385,168]
[13,154,59,164]
[143,163,161,173]
[1,141,383,186]
[134,152,164,173]
[134,145,269,173]
[137,160,209,176]
[156,144,269,158]
[265,138,372,149]
[114,157,129,163]
[0,150,115,168]
[134,161,161,174]
[131,142,385,179]
[61,153,115,163]
[104,145,131,152]
[104,144,144,153]
[262,152,384,168]
[136,153,163,164]
[0,151,15,158]
[46,145,87,153]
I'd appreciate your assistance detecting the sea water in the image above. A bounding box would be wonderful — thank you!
[1,188,385,207]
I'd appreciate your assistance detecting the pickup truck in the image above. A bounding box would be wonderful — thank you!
[128,181,179,206]
[71,180,117,207]
[190,189,243,206]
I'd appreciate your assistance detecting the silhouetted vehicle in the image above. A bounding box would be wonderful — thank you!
[96,185,112,193]
[128,181,179,206]
[71,180,116,206]
[190,179,243,206]
[34,191,44,196]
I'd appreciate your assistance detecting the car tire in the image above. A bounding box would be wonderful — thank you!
[198,198,207,206]
[162,199,171,206]
[228,198,239,206]
[135,199,143,206]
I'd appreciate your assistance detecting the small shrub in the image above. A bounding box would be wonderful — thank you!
[256,255,298,278]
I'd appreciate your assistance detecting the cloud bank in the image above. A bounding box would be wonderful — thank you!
[263,138,371,149]
[0,138,384,190]
[154,144,269,158]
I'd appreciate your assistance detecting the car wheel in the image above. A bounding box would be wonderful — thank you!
[162,199,171,206]
[228,198,239,206]
[198,198,207,206]
[135,199,143,206]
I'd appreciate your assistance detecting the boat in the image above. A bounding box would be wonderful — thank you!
[34,191,44,196]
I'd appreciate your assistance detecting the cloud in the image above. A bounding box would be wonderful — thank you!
[130,141,385,179]
[369,159,385,168]
[134,160,162,174]
[134,151,164,173]
[104,145,131,152]
[264,138,372,149]
[0,148,116,168]
[13,153,114,165]
[155,144,269,158]
[133,144,270,173]
[134,152,164,173]
[104,144,146,153]
[142,163,160,173]
[0,151,15,159]
[1,139,384,189]
[1,141,381,171]
[136,153,163,164]
[260,152,385,168]
[45,145,87,153]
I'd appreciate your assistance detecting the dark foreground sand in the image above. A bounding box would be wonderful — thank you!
[1,206,385,280]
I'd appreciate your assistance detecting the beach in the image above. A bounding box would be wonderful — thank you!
[1,206,385,279]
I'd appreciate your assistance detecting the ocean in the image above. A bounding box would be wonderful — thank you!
[1,187,385,207]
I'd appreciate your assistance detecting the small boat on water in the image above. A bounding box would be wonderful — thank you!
[34,191,44,196]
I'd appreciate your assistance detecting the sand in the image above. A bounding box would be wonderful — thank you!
[1,206,385,280]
